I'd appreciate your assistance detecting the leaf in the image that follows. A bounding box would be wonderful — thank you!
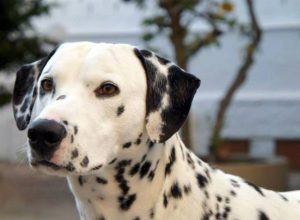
[142,32,155,42]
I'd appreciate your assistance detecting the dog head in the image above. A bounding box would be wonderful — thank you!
[12,42,200,176]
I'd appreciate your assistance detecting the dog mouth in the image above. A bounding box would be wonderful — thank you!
[30,159,104,173]
[31,160,61,170]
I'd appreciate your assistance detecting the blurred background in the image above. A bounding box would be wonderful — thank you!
[0,0,299,219]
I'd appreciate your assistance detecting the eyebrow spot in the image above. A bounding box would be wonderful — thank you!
[56,95,66,100]
[117,105,125,116]
[74,126,78,135]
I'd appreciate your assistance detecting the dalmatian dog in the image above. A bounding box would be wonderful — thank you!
[12,42,300,220]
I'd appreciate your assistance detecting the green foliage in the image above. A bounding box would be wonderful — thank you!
[0,0,56,71]
[0,0,57,107]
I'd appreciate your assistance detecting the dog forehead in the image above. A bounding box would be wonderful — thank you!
[42,42,141,79]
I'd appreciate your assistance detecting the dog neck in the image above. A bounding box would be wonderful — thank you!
[67,132,208,220]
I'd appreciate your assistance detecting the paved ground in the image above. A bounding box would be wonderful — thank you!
[0,163,300,220]
[0,163,78,220]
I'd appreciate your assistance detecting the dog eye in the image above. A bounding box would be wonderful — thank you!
[94,82,119,97]
[41,79,54,92]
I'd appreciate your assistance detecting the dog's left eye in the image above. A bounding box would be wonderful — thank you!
[94,82,119,97]
[41,79,54,92]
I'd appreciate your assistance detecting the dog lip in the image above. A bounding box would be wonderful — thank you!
[34,160,61,170]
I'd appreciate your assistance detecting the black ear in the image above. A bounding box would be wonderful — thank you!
[12,48,57,130]
[134,48,201,143]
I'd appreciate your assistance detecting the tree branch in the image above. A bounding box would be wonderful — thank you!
[186,28,222,58]
[209,0,262,161]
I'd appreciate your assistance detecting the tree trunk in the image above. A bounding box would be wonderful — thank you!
[209,0,262,161]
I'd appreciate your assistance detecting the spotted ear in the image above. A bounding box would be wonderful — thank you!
[12,49,57,130]
[134,48,201,143]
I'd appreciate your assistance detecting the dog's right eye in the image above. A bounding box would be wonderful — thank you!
[94,82,119,98]
[41,79,53,92]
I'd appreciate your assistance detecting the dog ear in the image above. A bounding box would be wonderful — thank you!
[12,48,57,130]
[134,48,201,143]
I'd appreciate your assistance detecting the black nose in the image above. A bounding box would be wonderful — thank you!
[27,119,66,160]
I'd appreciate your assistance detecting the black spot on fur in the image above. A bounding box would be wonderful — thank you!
[109,158,117,164]
[259,210,270,220]
[140,161,152,178]
[129,163,140,176]
[225,206,231,213]
[135,138,141,145]
[123,142,132,149]
[141,154,146,162]
[71,134,74,143]
[196,173,208,188]
[74,125,78,135]
[225,197,230,203]
[96,176,108,184]
[230,179,240,188]
[204,190,209,199]
[148,160,160,181]
[116,160,132,169]
[71,148,78,159]
[150,208,155,218]
[66,162,75,171]
[117,105,125,116]
[119,194,136,210]
[170,182,182,199]
[98,216,105,220]
[245,180,264,196]
[186,152,195,169]
[204,168,211,180]
[115,160,132,206]
[134,133,142,145]
[216,195,222,202]
[163,193,168,208]
[56,95,66,100]
[91,164,103,171]
[183,184,191,195]
[202,213,211,220]
[230,190,237,197]
[165,146,176,176]
[62,120,68,126]
[80,156,89,167]
[279,193,288,201]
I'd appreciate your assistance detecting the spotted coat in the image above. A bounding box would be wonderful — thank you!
[12,42,300,220]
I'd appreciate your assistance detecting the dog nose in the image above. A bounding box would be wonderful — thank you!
[27,119,66,159]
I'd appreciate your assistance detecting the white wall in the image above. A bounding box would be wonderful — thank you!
[1,0,300,161]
